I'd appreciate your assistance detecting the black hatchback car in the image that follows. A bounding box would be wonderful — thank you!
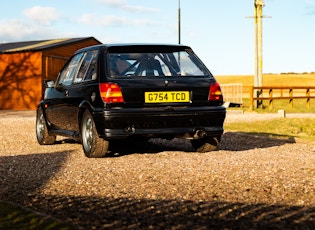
[36,44,226,158]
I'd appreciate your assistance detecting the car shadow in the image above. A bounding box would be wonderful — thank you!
[54,139,80,145]
[107,138,194,157]
[106,131,296,156]
[219,132,296,151]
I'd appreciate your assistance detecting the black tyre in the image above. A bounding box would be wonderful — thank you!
[191,136,221,153]
[36,108,56,145]
[81,110,109,158]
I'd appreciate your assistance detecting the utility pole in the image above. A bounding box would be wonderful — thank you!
[254,0,265,108]
[178,0,181,44]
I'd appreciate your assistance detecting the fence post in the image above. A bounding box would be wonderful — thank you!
[306,88,310,108]
[289,88,293,108]
[250,86,254,111]
[269,89,273,110]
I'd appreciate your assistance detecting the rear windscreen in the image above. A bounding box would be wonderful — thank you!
[107,50,211,78]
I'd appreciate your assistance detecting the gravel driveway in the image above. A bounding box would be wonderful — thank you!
[1,110,315,229]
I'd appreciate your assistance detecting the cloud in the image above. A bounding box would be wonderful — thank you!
[23,6,61,25]
[95,0,159,13]
[0,19,31,41]
[79,14,127,26]
[121,5,159,13]
[0,1,161,43]
[97,0,127,7]
[79,13,159,27]
[0,5,69,42]
[0,19,74,43]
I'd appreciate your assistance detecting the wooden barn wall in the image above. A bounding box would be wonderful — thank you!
[0,38,101,110]
[42,39,101,80]
[0,51,42,110]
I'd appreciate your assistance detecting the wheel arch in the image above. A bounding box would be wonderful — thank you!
[36,102,51,129]
[78,101,94,132]
[37,101,46,113]
[36,102,56,145]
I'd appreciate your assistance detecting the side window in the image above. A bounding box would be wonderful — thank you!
[74,50,98,83]
[58,53,84,85]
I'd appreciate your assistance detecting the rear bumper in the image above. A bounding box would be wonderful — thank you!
[92,106,226,139]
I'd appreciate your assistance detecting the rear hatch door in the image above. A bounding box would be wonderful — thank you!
[110,77,217,108]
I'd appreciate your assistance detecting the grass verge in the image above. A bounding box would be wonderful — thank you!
[0,201,76,230]
[224,117,315,142]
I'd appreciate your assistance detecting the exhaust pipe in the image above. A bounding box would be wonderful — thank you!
[124,125,135,134]
[193,129,206,139]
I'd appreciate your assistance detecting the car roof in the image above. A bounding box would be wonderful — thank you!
[74,43,192,54]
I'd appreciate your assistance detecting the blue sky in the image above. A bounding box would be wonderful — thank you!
[0,0,314,75]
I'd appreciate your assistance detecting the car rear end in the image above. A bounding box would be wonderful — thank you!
[93,44,226,151]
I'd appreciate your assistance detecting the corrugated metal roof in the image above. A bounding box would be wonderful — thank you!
[0,37,101,53]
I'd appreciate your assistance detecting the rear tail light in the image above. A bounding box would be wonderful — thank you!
[208,82,223,101]
[99,83,124,103]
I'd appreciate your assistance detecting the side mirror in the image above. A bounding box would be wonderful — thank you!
[44,80,55,88]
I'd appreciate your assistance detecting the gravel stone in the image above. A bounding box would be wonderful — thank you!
[1,111,315,229]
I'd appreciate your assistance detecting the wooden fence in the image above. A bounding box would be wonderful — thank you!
[249,86,315,110]
[220,83,243,105]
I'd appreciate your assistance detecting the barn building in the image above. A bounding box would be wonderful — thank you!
[0,37,101,110]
